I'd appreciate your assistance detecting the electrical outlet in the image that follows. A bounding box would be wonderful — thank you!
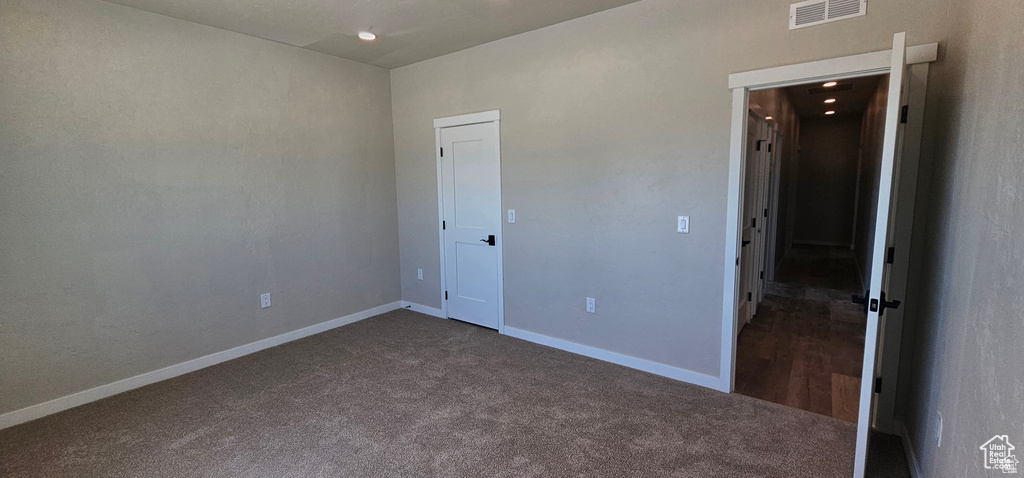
[417,268,423,280]
[677,216,690,234]
[260,293,271,309]
[936,412,943,447]
[586,297,596,314]
[508,209,516,223]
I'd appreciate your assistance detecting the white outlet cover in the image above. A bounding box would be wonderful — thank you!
[677,216,690,234]
[260,293,271,309]
[417,268,423,280]
[586,297,596,313]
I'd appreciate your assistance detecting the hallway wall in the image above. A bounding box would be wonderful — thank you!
[853,78,889,289]
[792,115,862,247]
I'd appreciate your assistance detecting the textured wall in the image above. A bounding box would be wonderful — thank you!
[900,0,1024,475]
[0,0,400,414]
[390,0,949,377]
[793,115,862,246]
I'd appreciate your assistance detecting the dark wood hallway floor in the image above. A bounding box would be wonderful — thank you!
[735,245,867,422]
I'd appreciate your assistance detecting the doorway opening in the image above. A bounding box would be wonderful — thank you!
[720,35,937,477]
[734,74,889,423]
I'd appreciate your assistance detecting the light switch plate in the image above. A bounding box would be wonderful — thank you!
[417,268,423,280]
[677,216,690,234]
[508,209,516,223]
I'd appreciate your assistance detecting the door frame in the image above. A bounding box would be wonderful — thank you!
[433,110,505,333]
[719,42,936,394]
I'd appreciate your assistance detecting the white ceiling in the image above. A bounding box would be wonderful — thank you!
[102,0,643,69]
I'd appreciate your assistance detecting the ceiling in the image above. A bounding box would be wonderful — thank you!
[101,0,643,69]
[784,75,885,118]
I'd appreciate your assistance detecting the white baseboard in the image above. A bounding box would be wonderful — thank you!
[400,301,445,319]
[503,327,721,390]
[895,419,923,478]
[0,301,403,430]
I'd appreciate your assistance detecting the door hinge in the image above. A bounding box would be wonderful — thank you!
[752,217,757,228]
[445,291,448,301]
[886,246,895,264]
[900,105,909,124]
[874,377,883,394]
[760,271,764,279]
[440,147,443,157]
[747,292,752,301]
[763,208,768,218]
[736,257,740,266]
[768,143,773,153]
[442,220,446,230]
[756,140,762,151]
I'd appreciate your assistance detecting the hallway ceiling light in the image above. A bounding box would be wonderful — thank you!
[824,98,836,103]
[765,116,774,120]
[825,110,836,115]
[823,81,838,87]
[358,31,376,41]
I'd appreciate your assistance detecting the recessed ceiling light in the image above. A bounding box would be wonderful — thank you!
[824,98,836,104]
[825,110,836,115]
[765,116,774,120]
[823,81,838,87]
[358,31,376,41]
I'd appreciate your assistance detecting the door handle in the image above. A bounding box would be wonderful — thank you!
[876,291,901,317]
[480,235,495,246]
[851,290,869,314]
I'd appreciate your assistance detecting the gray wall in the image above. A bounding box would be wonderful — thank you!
[793,115,861,246]
[391,0,949,376]
[900,0,1024,475]
[0,0,400,414]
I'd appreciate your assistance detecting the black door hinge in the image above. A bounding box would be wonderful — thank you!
[760,271,764,279]
[764,208,768,218]
[886,246,895,264]
[747,292,752,301]
[442,220,446,230]
[768,143,773,153]
[900,105,909,124]
[756,140,763,151]
[440,147,444,157]
[736,257,740,266]
[874,377,883,393]
[752,217,757,228]
[445,291,448,300]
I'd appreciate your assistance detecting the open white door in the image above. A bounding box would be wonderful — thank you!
[852,32,909,478]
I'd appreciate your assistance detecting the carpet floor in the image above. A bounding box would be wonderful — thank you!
[1,309,861,477]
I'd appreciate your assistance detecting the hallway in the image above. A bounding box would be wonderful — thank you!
[735,245,867,422]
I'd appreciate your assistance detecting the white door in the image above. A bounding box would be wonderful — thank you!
[440,121,502,330]
[738,112,761,327]
[753,123,774,307]
[853,32,909,478]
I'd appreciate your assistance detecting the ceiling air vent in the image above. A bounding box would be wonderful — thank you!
[790,0,866,30]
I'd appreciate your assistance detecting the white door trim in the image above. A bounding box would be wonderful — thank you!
[728,43,937,90]
[719,45,937,394]
[434,110,504,333]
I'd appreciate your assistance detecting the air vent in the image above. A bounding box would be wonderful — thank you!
[790,0,867,30]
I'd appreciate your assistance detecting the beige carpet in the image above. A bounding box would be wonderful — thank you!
[1,309,860,477]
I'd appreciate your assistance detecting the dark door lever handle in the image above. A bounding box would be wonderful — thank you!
[480,235,495,246]
[851,290,869,314]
